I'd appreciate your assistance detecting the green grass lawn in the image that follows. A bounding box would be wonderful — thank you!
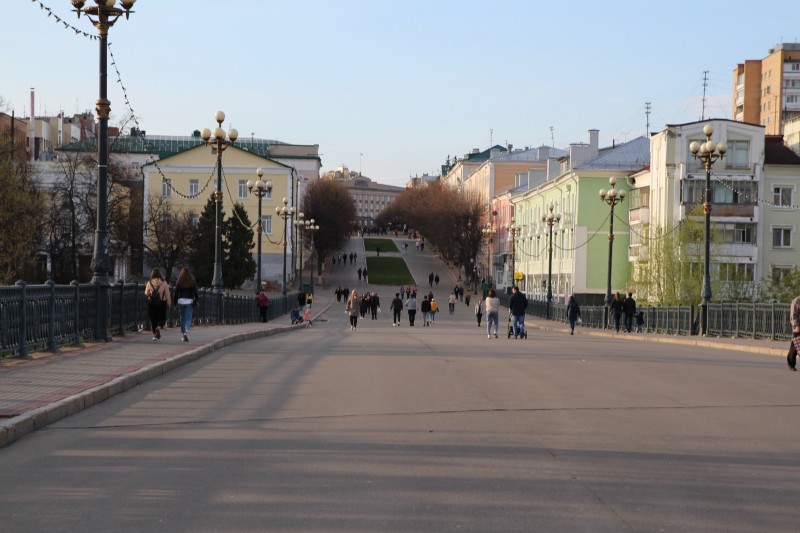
[365,257,415,285]
[363,238,399,253]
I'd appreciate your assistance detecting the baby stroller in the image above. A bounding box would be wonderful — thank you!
[507,310,527,339]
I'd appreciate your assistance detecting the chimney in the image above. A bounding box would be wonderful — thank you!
[588,129,599,153]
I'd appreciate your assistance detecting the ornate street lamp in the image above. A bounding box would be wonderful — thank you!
[690,124,727,335]
[481,223,497,291]
[305,222,320,292]
[541,204,562,320]
[508,218,522,291]
[200,112,238,323]
[599,177,626,329]
[71,0,136,341]
[247,168,273,295]
[276,197,295,310]
[294,212,307,291]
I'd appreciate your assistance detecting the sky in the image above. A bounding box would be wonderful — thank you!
[3,1,800,186]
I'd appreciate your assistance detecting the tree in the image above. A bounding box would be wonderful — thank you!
[223,202,256,290]
[188,195,224,288]
[0,137,45,283]
[143,194,196,281]
[759,266,800,303]
[301,180,357,275]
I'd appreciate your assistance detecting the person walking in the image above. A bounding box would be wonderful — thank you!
[420,295,432,326]
[370,292,380,320]
[174,267,198,342]
[566,295,581,335]
[474,298,484,327]
[434,274,440,287]
[303,304,312,327]
[346,289,360,331]
[448,292,456,315]
[256,290,270,323]
[357,267,363,281]
[430,297,438,322]
[406,292,418,326]
[144,268,171,341]
[788,293,800,371]
[610,291,624,332]
[508,286,528,339]
[335,286,343,303]
[623,292,637,333]
[485,288,500,338]
[390,293,403,326]
[362,268,368,282]
[429,272,434,287]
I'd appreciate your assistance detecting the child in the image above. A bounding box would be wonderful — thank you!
[303,304,312,327]
[635,311,644,333]
[290,305,302,324]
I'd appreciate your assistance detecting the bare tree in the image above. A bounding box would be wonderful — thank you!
[301,180,356,275]
[143,194,196,282]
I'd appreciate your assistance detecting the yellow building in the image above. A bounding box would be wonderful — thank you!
[142,145,295,290]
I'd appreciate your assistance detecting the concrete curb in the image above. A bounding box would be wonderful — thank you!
[525,321,786,357]
[0,324,300,449]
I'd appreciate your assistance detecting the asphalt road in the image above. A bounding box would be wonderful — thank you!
[0,298,798,532]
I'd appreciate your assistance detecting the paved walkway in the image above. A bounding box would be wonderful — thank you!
[0,234,792,448]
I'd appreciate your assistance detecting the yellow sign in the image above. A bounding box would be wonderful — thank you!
[514,271,524,280]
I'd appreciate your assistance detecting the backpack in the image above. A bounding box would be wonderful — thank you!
[148,283,163,307]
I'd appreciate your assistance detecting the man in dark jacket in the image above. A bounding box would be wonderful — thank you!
[623,292,636,333]
[420,295,433,326]
[509,286,528,339]
[390,293,403,326]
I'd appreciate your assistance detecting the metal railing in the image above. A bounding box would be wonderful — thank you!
[499,292,791,340]
[0,280,296,359]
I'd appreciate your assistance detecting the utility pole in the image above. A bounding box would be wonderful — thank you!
[701,71,709,121]
[645,102,651,137]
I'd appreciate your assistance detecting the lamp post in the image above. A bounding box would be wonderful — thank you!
[247,168,273,295]
[481,223,496,291]
[508,218,522,291]
[72,0,136,341]
[306,222,320,291]
[541,204,562,320]
[200,112,238,323]
[294,212,306,291]
[599,177,626,329]
[276,197,295,311]
[690,124,727,335]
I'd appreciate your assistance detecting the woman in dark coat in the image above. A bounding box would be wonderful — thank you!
[610,291,624,332]
[567,295,581,335]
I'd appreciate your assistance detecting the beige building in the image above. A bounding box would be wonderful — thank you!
[330,171,405,228]
[733,43,800,134]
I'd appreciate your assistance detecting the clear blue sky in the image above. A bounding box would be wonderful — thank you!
[4,1,799,186]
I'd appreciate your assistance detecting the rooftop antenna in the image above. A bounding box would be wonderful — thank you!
[645,102,651,136]
[490,128,493,147]
[701,70,709,121]
[550,126,555,148]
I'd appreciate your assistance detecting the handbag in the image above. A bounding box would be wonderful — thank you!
[576,317,582,325]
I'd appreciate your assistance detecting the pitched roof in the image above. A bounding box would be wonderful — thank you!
[574,136,650,171]
[764,135,800,165]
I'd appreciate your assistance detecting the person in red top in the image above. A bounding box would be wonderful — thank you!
[256,290,269,323]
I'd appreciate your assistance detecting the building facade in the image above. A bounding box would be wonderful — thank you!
[732,43,800,134]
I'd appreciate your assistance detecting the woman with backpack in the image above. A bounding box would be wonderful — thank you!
[144,268,171,341]
[174,267,198,342]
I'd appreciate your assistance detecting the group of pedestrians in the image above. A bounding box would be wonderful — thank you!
[609,291,638,333]
[144,266,198,343]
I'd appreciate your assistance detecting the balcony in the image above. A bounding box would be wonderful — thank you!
[629,206,649,224]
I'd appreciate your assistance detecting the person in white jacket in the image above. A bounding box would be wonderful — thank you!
[484,288,500,338]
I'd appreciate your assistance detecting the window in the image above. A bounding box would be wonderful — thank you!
[718,263,754,282]
[726,140,750,169]
[191,214,199,228]
[162,179,172,198]
[238,180,248,199]
[629,187,650,209]
[788,95,799,104]
[772,226,792,248]
[772,266,793,284]
[262,215,273,235]
[773,185,793,207]
[792,63,800,71]
[714,223,756,244]
[189,179,199,197]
